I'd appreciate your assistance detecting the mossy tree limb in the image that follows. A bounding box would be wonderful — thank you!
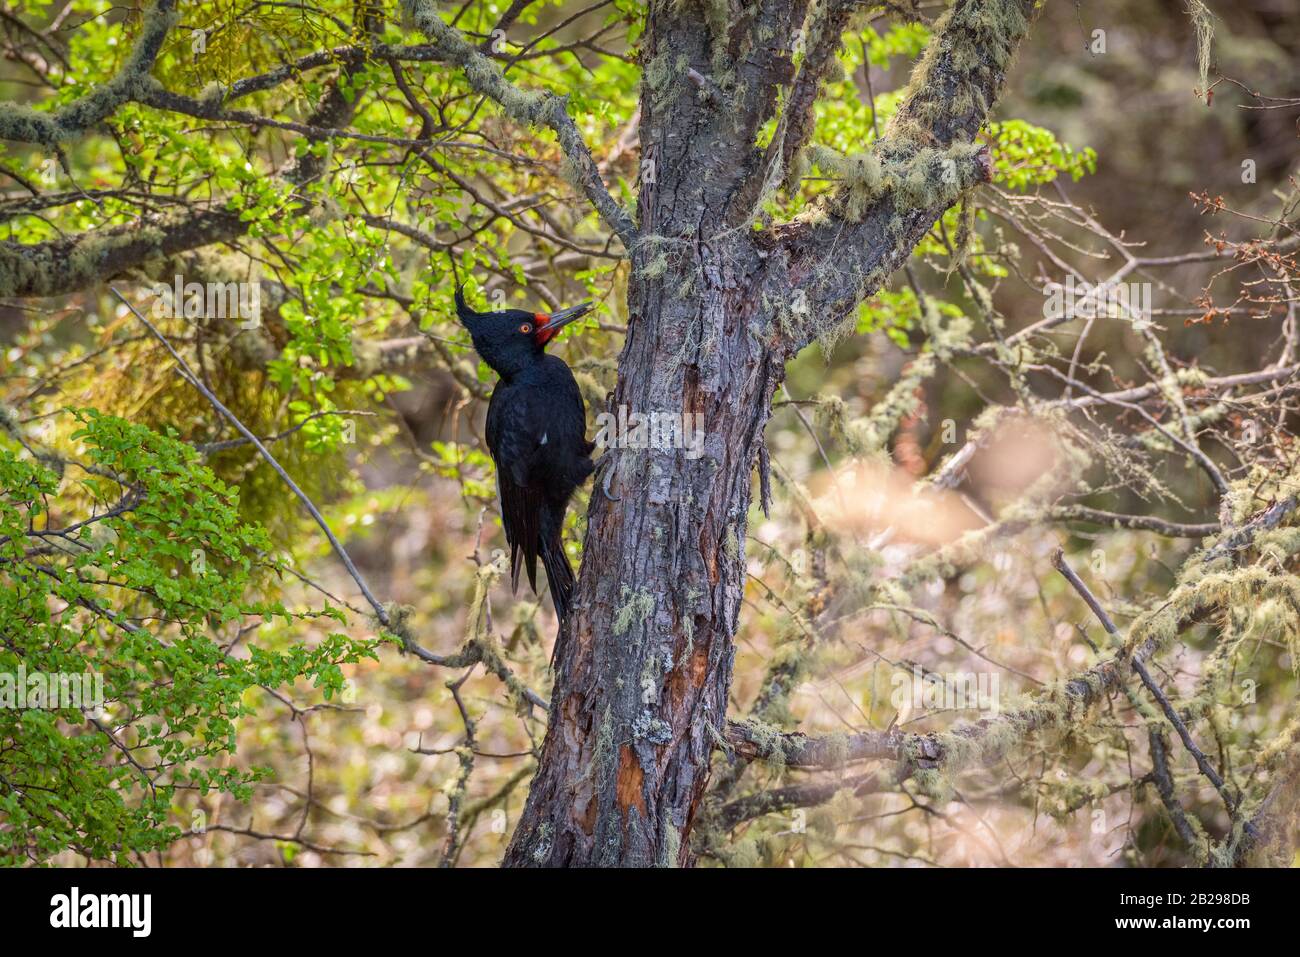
[0,68,362,299]
[771,0,1036,351]
[0,0,177,147]
[402,0,636,246]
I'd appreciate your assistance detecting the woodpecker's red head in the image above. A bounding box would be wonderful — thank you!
[455,286,592,378]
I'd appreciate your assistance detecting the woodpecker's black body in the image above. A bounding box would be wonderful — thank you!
[456,287,595,642]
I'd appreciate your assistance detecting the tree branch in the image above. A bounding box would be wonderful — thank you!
[0,0,177,146]
[402,0,636,246]
[1051,548,1259,840]
[716,770,888,830]
[773,0,1037,352]
[112,286,393,628]
[0,70,360,299]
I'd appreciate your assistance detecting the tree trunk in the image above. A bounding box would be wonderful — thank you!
[500,254,777,865]
[502,4,793,868]
[503,0,1034,867]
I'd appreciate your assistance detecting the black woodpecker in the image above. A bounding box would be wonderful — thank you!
[455,286,595,653]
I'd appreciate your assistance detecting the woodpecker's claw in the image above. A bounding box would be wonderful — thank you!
[594,451,621,502]
[602,465,621,502]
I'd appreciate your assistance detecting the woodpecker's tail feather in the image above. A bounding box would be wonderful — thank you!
[541,536,574,621]
[540,535,574,665]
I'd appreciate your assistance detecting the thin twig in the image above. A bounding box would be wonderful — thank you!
[111,286,392,629]
[1051,548,1258,839]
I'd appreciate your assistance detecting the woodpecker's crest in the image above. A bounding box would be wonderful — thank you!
[455,285,591,378]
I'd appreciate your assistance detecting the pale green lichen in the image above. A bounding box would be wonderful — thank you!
[806,140,988,225]
[658,813,682,867]
[530,821,554,863]
[640,252,669,279]
[405,0,549,125]
[0,2,178,146]
[886,0,1032,146]
[813,353,938,458]
[724,524,740,560]
[0,224,166,298]
[582,705,617,792]
[642,47,676,97]
[198,81,227,110]
[613,585,655,636]
[731,717,793,767]
[698,0,734,74]
[1187,0,1216,94]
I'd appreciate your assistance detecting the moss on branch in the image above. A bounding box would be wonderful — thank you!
[0,0,177,146]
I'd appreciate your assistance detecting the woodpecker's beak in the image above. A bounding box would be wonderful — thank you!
[535,301,592,343]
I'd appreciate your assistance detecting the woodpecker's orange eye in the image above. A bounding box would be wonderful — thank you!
[520,323,532,334]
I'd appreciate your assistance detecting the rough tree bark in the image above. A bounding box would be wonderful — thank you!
[503,0,1037,867]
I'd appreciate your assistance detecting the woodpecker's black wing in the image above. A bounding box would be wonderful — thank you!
[530,354,596,489]
[484,356,593,614]
[486,380,546,596]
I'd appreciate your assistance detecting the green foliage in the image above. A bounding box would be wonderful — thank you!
[861,22,932,70]
[0,413,377,865]
[855,286,962,347]
[987,119,1096,190]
